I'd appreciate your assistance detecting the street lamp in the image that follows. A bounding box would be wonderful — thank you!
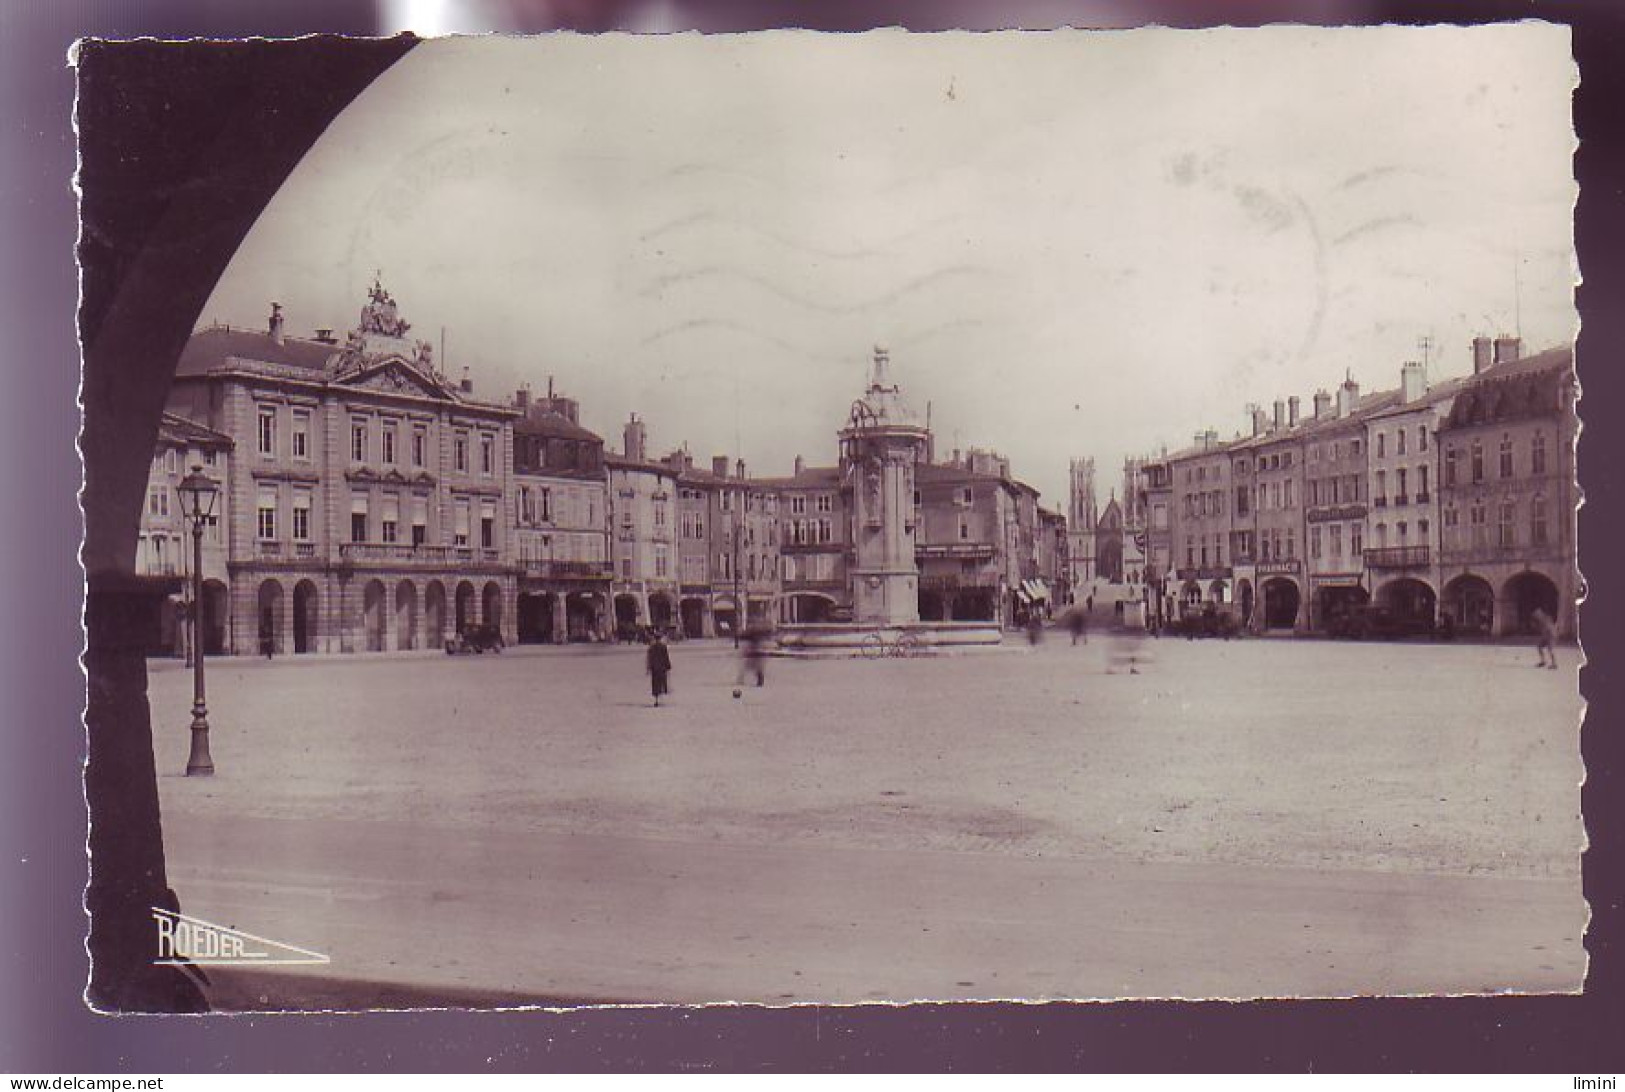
[176,466,219,776]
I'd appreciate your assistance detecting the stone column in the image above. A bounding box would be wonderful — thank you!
[552,590,567,644]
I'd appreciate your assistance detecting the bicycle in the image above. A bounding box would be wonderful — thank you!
[859,631,923,659]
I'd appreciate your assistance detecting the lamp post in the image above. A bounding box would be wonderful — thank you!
[176,466,219,776]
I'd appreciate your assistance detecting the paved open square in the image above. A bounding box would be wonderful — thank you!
[149,634,1585,1006]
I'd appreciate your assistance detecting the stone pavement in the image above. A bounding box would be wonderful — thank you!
[147,632,1586,1006]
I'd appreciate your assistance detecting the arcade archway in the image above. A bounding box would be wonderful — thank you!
[394,580,418,650]
[256,579,285,656]
[424,581,447,647]
[1376,578,1436,627]
[362,579,386,652]
[1504,571,1560,636]
[1262,577,1300,629]
[1443,574,1495,636]
[292,579,319,654]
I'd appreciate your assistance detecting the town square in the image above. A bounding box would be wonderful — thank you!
[72,27,1586,1013]
[149,630,1583,1006]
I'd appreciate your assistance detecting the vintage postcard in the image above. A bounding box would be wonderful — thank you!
[76,25,1582,1012]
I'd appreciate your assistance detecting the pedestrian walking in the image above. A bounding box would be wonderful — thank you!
[1532,607,1558,669]
[1068,608,1088,646]
[646,631,673,706]
[736,625,768,688]
[259,609,274,660]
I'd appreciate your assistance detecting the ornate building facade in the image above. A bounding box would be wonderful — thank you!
[166,287,520,655]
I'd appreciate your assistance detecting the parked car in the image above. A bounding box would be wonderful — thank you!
[1328,605,1434,640]
[1169,605,1240,639]
[446,623,505,654]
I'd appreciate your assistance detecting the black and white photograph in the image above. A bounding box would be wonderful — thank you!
[74,23,1585,1016]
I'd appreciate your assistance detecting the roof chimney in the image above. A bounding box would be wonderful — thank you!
[1472,336,1494,374]
[268,302,284,346]
[735,458,746,480]
[515,386,530,410]
[1493,335,1522,366]
[459,365,472,394]
[712,455,729,479]
[623,414,647,462]
[1313,389,1332,419]
[793,454,805,476]
[1336,373,1359,417]
[1400,361,1426,404]
[1273,399,1286,431]
[1248,404,1267,437]
[314,327,336,344]
[1288,395,1301,427]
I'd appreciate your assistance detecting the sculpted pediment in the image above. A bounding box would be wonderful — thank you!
[340,358,454,400]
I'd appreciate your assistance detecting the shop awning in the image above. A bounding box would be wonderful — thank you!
[1018,579,1049,603]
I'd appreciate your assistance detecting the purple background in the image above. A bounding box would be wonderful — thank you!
[2,0,1621,1072]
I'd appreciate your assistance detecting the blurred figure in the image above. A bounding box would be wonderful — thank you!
[1532,607,1557,669]
[1026,614,1044,646]
[1068,607,1088,646]
[646,631,672,706]
[737,624,768,688]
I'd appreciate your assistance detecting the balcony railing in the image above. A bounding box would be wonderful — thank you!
[520,559,613,579]
[1415,491,1431,504]
[1363,545,1429,569]
[1394,495,1409,507]
[341,543,455,564]
[916,542,996,561]
[295,542,317,558]
[1373,497,1388,508]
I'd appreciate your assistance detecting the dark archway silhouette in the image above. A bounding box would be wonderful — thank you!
[1262,577,1300,629]
[1443,573,1496,636]
[78,37,418,1011]
[1504,571,1560,636]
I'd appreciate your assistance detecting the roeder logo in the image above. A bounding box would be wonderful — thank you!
[152,907,330,966]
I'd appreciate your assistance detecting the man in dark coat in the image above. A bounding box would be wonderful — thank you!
[646,632,673,706]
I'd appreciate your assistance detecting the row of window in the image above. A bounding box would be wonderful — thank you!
[1183,490,1226,520]
[253,486,498,549]
[1442,432,1550,486]
[785,518,836,545]
[256,404,499,476]
[1304,475,1367,508]
[1371,465,1430,504]
[1371,425,1428,459]
[514,531,606,564]
[1307,436,1367,464]
[1441,495,1553,550]
[787,494,835,515]
[517,484,597,528]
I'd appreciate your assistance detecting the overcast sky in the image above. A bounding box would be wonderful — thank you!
[201,25,1576,508]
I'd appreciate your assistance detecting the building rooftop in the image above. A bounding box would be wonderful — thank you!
[752,466,844,489]
[176,325,339,377]
[513,409,603,444]
[156,410,234,450]
[605,452,679,476]
[1443,346,1574,429]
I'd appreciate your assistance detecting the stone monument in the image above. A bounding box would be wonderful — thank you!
[776,346,1004,656]
[842,346,929,626]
